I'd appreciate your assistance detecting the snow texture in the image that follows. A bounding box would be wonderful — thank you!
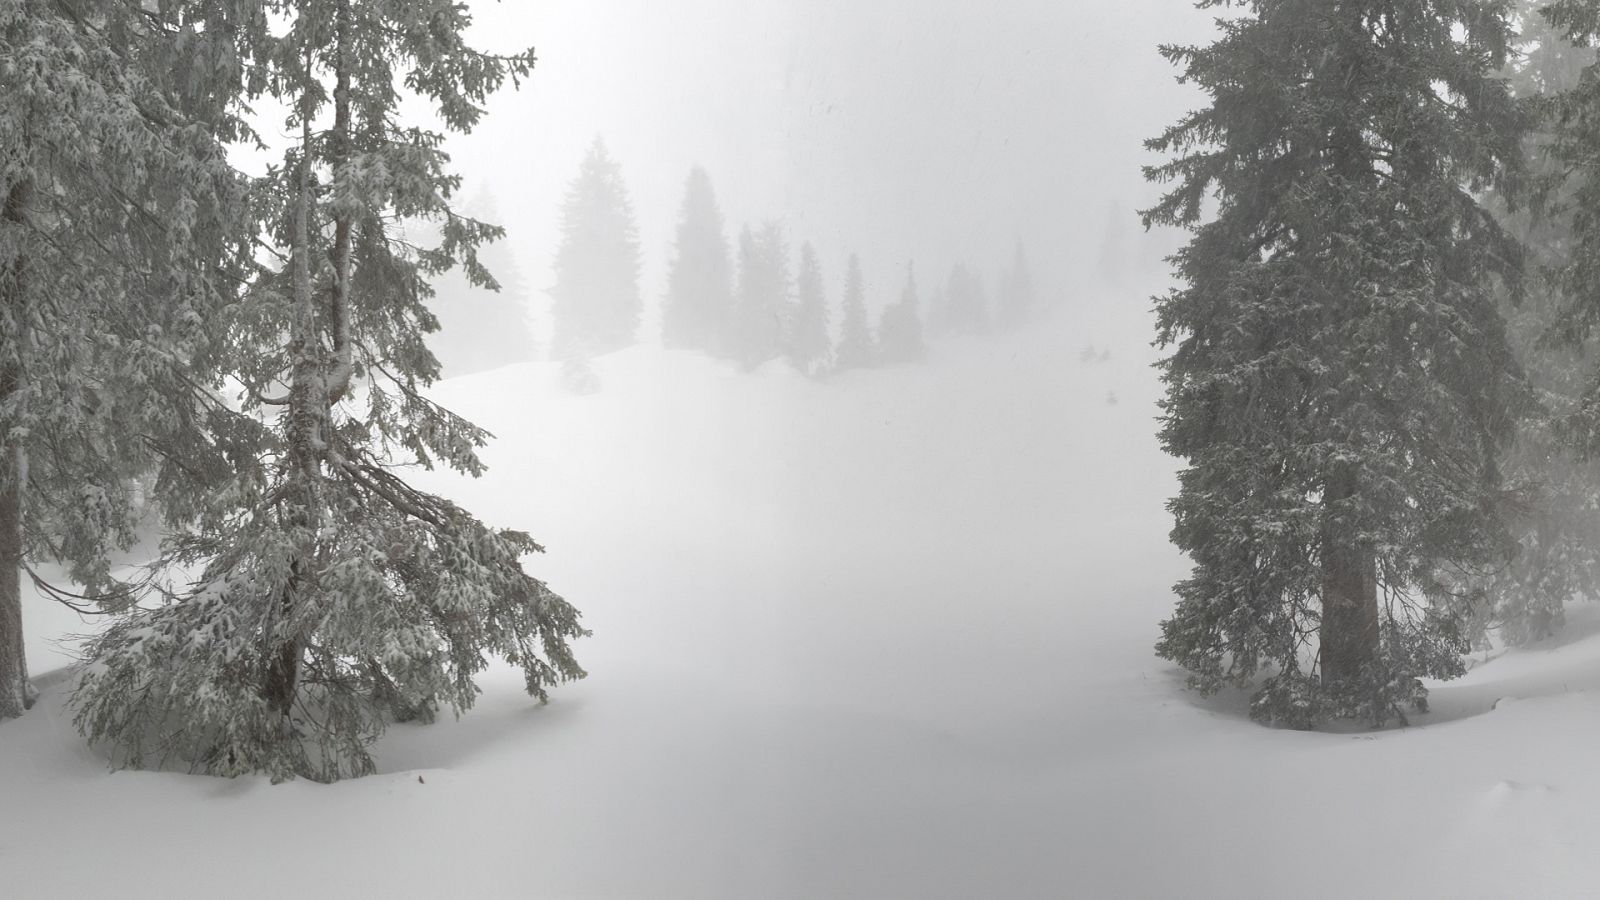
[5,298,1597,898]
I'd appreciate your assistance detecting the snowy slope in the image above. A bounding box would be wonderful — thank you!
[5,301,1599,899]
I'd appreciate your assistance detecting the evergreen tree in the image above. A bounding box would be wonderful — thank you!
[729,222,790,370]
[0,0,249,719]
[877,262,927,365]
[550,137,642,361]
[788,242,831,375]
[930,263,990,336]
[1144,0,1528,726]
[834,253,876,372]
[1458,1,1600,645]
[996,241,1037,330]
[426,192,538,377]
[72,0,586,780]
[662,166,733,358]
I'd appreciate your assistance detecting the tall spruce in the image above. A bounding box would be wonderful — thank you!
[0,0,249,719]
[662,166,734,358]
[1144,0,1529,726]
[730,222,790,370]
[833,253,876,372]
[877,262,927,365]
[72,0,586,780]
[789,241,831,375]
[550,137,642,361]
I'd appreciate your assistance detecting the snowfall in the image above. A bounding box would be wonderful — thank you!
[5,292,1599,899]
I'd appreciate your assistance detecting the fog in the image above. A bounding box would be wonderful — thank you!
[17,3,1600,898]
[437,0,1215,357]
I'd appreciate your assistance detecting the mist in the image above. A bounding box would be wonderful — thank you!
[10,2,1599,899]
[429,0,1214,361]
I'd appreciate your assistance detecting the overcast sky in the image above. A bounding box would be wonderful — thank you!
[449,0,1217,341]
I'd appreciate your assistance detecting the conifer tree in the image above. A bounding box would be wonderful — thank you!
[662,166,733,358]
[730,222,790,370]
[877,263,927,365]
[833,253,877,372]
[427,193,538,377]
[930,263,989,337]
[0,0,249,719]
[73,0,586,780]
[1144,0,1528,726]
[550,137,642,361]
[789,242,831,375]
[996,241,1037,330]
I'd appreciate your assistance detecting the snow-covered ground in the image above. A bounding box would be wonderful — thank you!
[6,300,1599,898]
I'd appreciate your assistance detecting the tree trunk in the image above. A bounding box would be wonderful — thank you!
[0,178,32,719]
[1320,465,1379,687]
[0,432,26,720]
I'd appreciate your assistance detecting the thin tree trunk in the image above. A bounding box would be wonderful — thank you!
[0,425,25,720]
[263,41,324,721]
[1320,464,1379,687]
[0,178,32,719]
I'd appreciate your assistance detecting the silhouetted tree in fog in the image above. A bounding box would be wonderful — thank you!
[550,137,641,360]
[1443,1,1600,647]
[428,193,537,376]
[788,242,831,375]
[833,253,876,372]
[877,262,926,364]
[730,222,790,369]
[996,240,1037,329]
[930,263,989,336]
[662,166,733,358]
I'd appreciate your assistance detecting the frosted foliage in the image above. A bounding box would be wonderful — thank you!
[74,499,583,781]
[0,0,249,718]
[69,0,586,781]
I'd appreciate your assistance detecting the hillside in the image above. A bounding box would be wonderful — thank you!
[5,306,1596,899]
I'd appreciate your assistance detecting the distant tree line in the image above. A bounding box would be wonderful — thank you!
[548,144,1050,379]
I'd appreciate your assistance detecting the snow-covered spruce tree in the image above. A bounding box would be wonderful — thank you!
[833,252,876,372]
[550,136,641,361]
[1144,0,1529,727]
[662,166,734,359]
[877,262,927,365]
[730,221,791,370]
[788,241,831,376]
[0,0,250,719]
[72,0,586,781]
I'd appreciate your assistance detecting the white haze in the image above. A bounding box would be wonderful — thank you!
[17,3,1600,899]
[445,0,1213,351]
